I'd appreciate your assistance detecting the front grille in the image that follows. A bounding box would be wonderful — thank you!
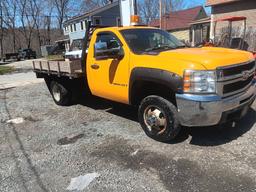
[221,61,255,77]
[223,75,254,94]
[217,60,256,97]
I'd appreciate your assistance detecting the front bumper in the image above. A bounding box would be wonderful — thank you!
[176,83,256,127]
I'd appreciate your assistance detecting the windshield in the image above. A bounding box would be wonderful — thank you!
[120,28,185,54]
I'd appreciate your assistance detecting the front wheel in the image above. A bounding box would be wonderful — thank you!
[138,96,181,142]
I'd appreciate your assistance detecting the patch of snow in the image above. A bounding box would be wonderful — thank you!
[131,149,139,156]
[6,117,24,124]
[67,172,100,191]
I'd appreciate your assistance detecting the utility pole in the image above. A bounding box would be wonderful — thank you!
[169,0,171,13]
[159,0,162,29]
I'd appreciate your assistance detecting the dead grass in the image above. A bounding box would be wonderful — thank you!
[45,55,64,61]
[0,66,15,75]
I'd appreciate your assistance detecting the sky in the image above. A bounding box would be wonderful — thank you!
[185,0,211,14]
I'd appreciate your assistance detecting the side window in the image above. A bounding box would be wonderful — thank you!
[95,33,121,50]
[94,33,122,58]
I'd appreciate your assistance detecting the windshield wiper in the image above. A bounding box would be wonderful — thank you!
[174,45,186,49]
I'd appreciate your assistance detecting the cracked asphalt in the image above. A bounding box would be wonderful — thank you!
[0,76,256,191]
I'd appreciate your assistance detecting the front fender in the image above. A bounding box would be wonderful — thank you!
[129,67,183,103]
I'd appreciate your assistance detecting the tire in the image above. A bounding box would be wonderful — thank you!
[49,80,72,106]
[138,95,181,142]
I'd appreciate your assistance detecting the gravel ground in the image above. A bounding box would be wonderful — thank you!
[0,82,256,192]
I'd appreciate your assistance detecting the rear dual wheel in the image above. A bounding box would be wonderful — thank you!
[138,96,181,142]
[44,79,72,106]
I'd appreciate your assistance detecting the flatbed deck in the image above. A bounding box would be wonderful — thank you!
[32,59,83,78]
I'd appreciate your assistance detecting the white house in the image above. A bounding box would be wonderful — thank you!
[62,1,121,52]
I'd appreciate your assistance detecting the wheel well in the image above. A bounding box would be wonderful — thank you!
[130,81,177,106]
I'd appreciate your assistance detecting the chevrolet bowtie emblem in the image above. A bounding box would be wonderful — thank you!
[242,71,250,81]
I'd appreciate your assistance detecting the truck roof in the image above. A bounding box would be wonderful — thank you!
[94,26,157,33]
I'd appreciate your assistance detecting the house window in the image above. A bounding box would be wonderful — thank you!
[74,24,76,31]
[81,21,84,30]
[116,17,121,26]
[70,24,73,32]
[93,16,101,25]
[80,21,84,30]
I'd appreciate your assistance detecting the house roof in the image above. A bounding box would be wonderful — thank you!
[149,6,206,31]
[63,1,119,25]
[206,0,240,6]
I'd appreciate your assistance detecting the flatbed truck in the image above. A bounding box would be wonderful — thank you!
[33,20,256,141]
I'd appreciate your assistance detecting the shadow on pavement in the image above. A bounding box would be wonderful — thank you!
[186,108,256,146]
[78,96,256,146]
[78,95,138,122]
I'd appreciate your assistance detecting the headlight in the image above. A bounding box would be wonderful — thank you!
[183,70,216,93]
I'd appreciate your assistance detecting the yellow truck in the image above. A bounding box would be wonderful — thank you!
[33,23,256,142]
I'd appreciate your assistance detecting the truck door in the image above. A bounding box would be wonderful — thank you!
[87,31,130,104]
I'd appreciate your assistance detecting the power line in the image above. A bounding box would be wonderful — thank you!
[1,14,73,18]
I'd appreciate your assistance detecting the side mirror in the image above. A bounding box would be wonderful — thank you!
[95,42,124,59]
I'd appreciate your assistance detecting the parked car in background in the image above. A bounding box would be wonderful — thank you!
[18,49,37,60]
[65,39,83,60]
[4,52,20,61]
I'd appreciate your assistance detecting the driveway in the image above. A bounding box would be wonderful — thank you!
[0,59,43,90]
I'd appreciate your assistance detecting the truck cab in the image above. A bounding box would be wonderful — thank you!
[34,25,256,142]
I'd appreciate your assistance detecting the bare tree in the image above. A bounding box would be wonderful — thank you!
[168,0,187,12]
[29,0,42,54]
[0,1,4,58]
[139,0,159,24]
[139,0,188,24]
[17,0,37,49]
[81,0,109,12]
[2,0,18,52]
[52,0,70,29]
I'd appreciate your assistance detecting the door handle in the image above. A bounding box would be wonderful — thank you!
[91,64,99,69]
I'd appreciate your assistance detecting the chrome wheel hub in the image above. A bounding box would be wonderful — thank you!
[52,84,61,102]
[144,105,167,135]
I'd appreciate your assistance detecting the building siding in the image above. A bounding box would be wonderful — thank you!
[170,29,190,42]
[212,0,256,27]
[206,0,239,6]
[91,5,120,26]
[211,0,256,51]
[63,3,120,46]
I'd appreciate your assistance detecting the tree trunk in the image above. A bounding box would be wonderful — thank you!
[12,28,16,52]
[0,2,4,59]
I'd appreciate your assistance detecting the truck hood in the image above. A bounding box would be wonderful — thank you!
[159,47,254,70]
